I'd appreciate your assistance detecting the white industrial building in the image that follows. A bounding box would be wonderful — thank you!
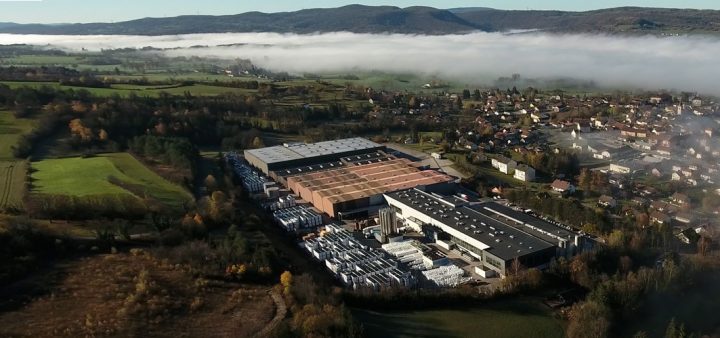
[384,188,592,277]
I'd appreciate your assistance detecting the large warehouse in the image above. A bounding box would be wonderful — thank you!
[244,138,385,175]
[384,188,592,277]
[287,157,454,218]
[244,138,455,219]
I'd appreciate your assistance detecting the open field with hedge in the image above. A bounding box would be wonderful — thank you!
[30,153,191,209]
[0,81,257,97]
[0,110,35,159]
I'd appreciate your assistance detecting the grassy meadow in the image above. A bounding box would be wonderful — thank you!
[353,299,564,338]
[30,153,191,209]
[0,110,35,159]
[0,81,258,97]
[0,111,34,209]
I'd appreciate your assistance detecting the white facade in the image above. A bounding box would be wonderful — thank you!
[384,194,489,260]
[514,166,536,182]
[491,158,517,175]
[609,163,632,174]
[475,266,497,278]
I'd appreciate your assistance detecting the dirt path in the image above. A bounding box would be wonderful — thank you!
[255,290,287,338]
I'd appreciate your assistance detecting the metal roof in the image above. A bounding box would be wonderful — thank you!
[386,189,556,261]
[246,137,383,164]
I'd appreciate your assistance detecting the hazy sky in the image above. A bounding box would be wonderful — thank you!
[0,0,718,24]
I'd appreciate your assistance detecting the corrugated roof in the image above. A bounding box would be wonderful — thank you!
[246,137,382,164]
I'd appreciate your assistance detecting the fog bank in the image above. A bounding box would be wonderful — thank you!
[1,32,719,94]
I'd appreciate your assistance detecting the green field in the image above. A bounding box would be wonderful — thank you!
[0,55,84,65]
[31,153,191,209]
[0,110,35,159]
[353,299,564,338]
[0,81,258,97]
[0,160,26,210]
[106,73,269,83]
[320,72,467,92]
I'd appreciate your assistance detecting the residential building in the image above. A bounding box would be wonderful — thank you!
[551,180,575,195]
[491,156,517,175]
[514,165,536,182]
[598,195,617,208]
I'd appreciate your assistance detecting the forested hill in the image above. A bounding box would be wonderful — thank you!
[450,7,720,34]
[0,5,489,35]
[0,5,719,36]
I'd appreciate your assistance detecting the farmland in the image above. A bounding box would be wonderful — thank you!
[30,153,191,210]
[0,81,258,97]
[0,161,25,210]
[0,110,35,159]
[0,111,33,210]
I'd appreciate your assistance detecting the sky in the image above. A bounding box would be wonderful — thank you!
[0,0,719,24]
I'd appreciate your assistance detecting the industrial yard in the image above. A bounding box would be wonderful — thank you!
[226,137,594,291]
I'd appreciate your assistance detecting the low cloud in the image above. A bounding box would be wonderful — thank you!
[1,31,719,94]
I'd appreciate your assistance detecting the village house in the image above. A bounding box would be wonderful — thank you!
[609,161,643,175]
[632,197,649,207]
[598,195,617,208]
[551,179,575,195]
[676,227,700,245]
[650,200,676,214]
[670,192,690,206]
[650,211,671,225]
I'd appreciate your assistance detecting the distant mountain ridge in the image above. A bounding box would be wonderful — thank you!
[0,5,718,35]
[0,5,490,35]
[452,6,720,34]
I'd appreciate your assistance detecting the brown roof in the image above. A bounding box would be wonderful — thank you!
[650,211,670,223]
[551,179,572,191]
[288,159,455,207]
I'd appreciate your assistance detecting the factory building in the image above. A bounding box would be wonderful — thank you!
[286,157,454,218]
[244,138,385,176]
[244,138,454,219]
[384,188,592,277]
